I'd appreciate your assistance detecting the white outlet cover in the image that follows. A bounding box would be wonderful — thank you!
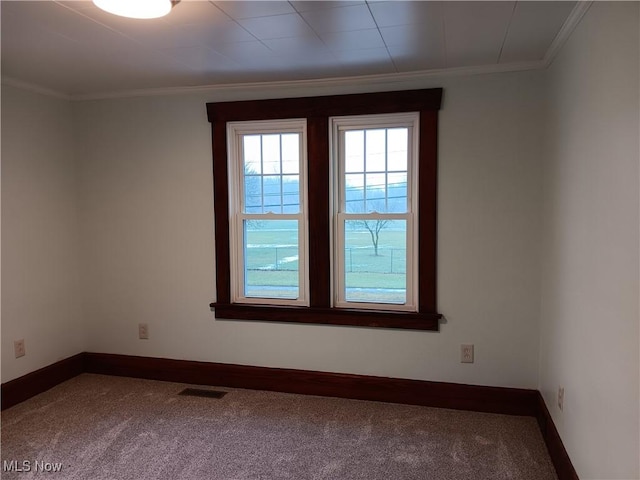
[14,339,26,358]
[461,344,474,363]
[138,323,149,339]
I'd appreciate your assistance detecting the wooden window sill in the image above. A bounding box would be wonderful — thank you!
[210,303,441,331]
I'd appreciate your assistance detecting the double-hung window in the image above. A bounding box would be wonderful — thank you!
[332,113,418,311]
[208,89,442,331]
[227,120,308,306]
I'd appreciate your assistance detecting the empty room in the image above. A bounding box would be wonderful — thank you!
[1,1,638,479]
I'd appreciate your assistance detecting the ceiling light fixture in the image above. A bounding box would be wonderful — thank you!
[92,0,181,19]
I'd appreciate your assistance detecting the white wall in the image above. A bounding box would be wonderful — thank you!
[540,3,640,479]
[75,70,545,389]
[1,84,85,382]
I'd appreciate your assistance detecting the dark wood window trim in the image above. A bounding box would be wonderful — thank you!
[207,89,443,331]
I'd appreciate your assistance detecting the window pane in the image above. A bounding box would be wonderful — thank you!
[282,175,300,213]
[262,135,281,174]
[345,174,364,213]
[243,135,262,175]
[344,219,406,304]
[281,134,300,174]
[387,128,408,172]
[262,175,282,213]
[244,174,263,213]
[365,173,386,212]
[244,220,299,299]
[345,130,364,173]
[365,129,386,172]
[387,172,408,213]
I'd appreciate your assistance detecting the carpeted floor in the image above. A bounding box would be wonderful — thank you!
[1,374,557,480]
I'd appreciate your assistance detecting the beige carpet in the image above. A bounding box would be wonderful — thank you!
[1,374,557,480]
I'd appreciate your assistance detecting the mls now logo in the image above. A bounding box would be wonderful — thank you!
[3,460,63,472]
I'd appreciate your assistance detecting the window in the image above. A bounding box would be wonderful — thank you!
[227,120,308,306]
[332,114,418,311]
[208,89,442,330]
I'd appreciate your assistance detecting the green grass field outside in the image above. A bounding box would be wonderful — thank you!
[244,225,408,303]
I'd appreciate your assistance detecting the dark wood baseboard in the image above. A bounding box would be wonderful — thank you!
[84,352,538,417]
[1,353,85,411]
[2,352,579,479]
[536,392,579,480]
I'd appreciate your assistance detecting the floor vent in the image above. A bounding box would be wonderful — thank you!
[178,388,228,399]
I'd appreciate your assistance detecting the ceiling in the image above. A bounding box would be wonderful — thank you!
[1,0,578,98]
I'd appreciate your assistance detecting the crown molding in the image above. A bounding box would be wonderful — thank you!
[543,1,593,67]
[70,61,544,102]
[2,0,590,105]
[1,76,71,101]
[1,2,591,103]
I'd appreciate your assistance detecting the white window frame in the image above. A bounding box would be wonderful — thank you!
[227,119,309,307]
[330,113,419,312]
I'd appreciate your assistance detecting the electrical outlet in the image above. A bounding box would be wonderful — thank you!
[461,344,474,363]
[138,323,149,340]
[14,339,25,358]
[558,386,564,411]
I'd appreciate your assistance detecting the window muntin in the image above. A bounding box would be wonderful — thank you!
[227,120,308,306]
[332,113,419,311]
